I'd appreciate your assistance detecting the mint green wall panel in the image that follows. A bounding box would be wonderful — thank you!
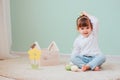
[11,0,120,54]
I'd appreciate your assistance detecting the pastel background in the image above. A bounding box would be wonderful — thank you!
[10,0,120,54]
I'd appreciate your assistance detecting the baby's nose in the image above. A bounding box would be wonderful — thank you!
[84,30,88,33]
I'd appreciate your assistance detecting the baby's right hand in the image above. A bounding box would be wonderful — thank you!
[81,11,88,16]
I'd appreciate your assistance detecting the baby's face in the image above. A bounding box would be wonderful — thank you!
[78,26,92,38]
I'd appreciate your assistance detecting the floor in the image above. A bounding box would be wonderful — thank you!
[0,54,120,80]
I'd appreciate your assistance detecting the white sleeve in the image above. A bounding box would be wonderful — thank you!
[71,37,81,57]
[89,16,99,38]
[72,38,81,55]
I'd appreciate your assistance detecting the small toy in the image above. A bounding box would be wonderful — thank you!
[65,64,71,71]
[40,41,60,66]
[48,41,59,51]
[28,42,41,69]
[65,62,80,72]
[71,65,79,72]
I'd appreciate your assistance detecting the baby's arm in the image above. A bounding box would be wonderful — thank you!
[72,41,80,54]
[80,11,98,25]
[81,11,99,38]
[71,38,81,57]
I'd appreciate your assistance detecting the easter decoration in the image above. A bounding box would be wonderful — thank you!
[28,41,41,69]
[71,65,79,72]
[65,62,80,72]
[65,64,71,71]
[40,41,60,66]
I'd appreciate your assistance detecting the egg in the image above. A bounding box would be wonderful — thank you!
[71,65,79,72]
[65,64,71,71]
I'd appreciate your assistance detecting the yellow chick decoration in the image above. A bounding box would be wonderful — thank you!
[28,42,41,69]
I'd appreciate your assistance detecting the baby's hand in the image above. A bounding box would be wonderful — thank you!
[80,11,88,16]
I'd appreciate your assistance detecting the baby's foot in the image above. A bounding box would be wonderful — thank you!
[94,66,101,71]
[82,65,90,71]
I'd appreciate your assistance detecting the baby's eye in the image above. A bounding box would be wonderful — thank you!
[87,27,89,29]
[81,27,84,30]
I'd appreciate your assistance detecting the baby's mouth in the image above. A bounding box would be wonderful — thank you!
[84,33,88,35]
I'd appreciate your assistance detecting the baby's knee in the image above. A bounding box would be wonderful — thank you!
[98,54,106,62]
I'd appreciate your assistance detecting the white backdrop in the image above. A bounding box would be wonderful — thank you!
[0,0,13,59]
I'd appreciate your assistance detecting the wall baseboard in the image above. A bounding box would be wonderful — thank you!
[10,51,120,57]
[10,51,71,57]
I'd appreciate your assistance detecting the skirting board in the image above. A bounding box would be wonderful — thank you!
[11,51,120,58]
